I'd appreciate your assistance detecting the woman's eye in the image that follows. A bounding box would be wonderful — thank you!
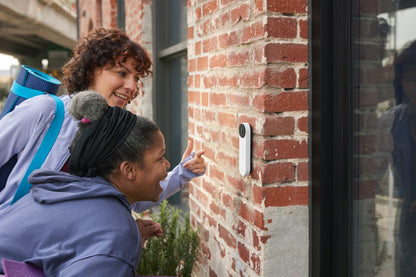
[117,71,127,77]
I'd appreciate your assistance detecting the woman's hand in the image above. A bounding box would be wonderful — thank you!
[136,218,163,247]
[181,139,205,174]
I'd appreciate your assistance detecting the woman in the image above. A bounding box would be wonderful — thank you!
[388,40,416,276]
[0,28,205,216]
[0,90,171,276]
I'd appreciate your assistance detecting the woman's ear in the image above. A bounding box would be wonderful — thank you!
[119,161,136,180]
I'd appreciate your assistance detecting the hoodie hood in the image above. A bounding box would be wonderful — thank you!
[29,169,130,210]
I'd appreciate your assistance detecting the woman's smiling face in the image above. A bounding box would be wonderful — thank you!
[90,56,141,108]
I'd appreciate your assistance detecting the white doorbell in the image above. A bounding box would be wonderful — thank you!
[239,123,251,176]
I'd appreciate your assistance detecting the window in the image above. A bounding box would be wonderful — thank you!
[312,0,416,276]
[153,0,188,209]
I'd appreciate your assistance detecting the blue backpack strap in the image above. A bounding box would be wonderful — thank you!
[10,94,65,205]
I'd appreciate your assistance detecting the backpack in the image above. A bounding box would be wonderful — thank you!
[0,65,64,204]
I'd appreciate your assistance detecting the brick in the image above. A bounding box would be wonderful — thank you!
[218,112,237,127]
[195,40,202,55]
[203,109,216,121]
[253,209,265,229]
[267,0,307,13]
[195,6,202,21]
[209,164,225,181]
[262,116,295,136]
[197,56,209,71]
[253,185,308,207]
[228,93,249,107]
[188,58,196,72]
[209,268,218,277]
[201,241,212,259]
[218,31,239,49]
[195,74,202,88]
[297,161,309,181]
[252,162,295,184]
[298,68,308,88]
[187,75,193,87]
[251,252,261,275]
[265,43,308,63]
[240,70,266,88]
[203,74,217,89]
[239,202,266,230]
[219,224,236,248]
[220,11,230,27]
[238,115,257,132]
[204,211,217,227]
[189,198,201,217]
[298,116,308,133]
[299,19,308,39]
[203,0,218,16]
[194,186,210,208]
[218,151,237,167]
[230,3,250,23]
[227,175,246,194]
[202,91,209,106]
[265,67,296,89]
[254,138,308,160]
[241,20,266,43]
[227,50,250,67]
[222,193,235,210]
[203,37,218,53]
[255,0,264,12]
[188,26,194,39]
[210,92,226,106]
[203,179,219,199]
[188,90,200,105]
[220,0,239,6]
[356,179,377,200]
[238,242,250,264]
[209,54,227,68]
[252,91,308,112]
[219,74,238,88]
[252,230,260,250]
[267,17,297,38]
[210,202,225,219]
[237,220,246,236]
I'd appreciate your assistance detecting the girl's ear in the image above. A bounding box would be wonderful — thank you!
[119,161,136,180]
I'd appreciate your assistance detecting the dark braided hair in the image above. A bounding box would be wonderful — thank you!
[69,90,160,178]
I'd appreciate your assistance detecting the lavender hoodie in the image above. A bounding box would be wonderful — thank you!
[0,169,141,276]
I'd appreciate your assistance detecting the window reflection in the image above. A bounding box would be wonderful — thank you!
[353,1,416,276]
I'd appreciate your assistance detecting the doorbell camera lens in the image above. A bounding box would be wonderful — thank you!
[239,124,246,138]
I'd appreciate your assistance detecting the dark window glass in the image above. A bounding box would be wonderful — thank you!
[352,1,416,276]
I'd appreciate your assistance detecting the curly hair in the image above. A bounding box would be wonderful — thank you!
[62,27,152,95]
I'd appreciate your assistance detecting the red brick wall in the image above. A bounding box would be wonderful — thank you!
[187,0,309,276]
[77,1,310,276]
[101,0,117,28]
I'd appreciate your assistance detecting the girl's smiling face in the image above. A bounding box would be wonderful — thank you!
[90,56,141,108]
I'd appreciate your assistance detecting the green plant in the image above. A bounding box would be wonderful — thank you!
[136,200,200,277]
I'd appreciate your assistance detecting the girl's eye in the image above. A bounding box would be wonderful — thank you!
[117,71,127,77]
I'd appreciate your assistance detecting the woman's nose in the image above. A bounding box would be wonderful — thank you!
[165,159,171,170]
[124,77,137,93]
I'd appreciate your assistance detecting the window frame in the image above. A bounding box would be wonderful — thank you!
[311,0,353,275]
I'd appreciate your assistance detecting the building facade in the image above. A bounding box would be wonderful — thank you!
[77,0,416,276]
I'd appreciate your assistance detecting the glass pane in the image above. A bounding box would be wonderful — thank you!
[167,55,189,166]
[167,0,187,47]
[352,0,416,276]
[160,54,188,209]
